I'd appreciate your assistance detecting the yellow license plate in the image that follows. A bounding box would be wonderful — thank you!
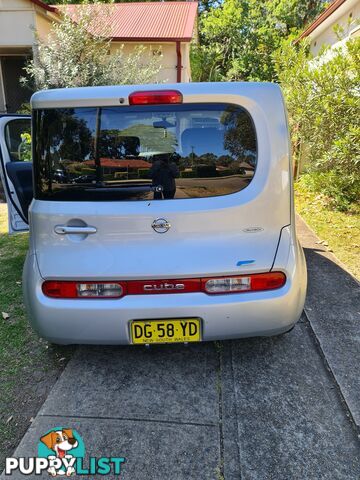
[131,318,201,344]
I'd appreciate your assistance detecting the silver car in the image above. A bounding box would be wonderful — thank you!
[0,82,307,345]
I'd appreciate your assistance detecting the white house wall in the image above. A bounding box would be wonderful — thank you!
[309,0,360,55]
[111,42,191,83]
[0,7,35,47]
[181,42,191,82]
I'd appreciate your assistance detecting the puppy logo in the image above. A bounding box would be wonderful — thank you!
[38,427,84,477]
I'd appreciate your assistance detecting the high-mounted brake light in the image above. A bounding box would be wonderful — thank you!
[129,90,183,105]
[42,273,286,299]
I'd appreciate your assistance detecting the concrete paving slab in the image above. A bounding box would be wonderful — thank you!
[2,214,359,479]
[1,415,220,480]
[296,215,360,428]
[222,320,360,480]
[219,342,242,480]
[40,343,219,424]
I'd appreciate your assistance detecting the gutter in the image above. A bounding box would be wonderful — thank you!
[176,41,182,83]
[296,0,347,41]
[30,0,58,13]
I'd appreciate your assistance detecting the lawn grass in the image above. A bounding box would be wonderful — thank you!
[0,203,74,470]
[294,182,360,280]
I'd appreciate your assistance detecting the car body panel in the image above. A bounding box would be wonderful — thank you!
[23,230,306,344]
[29,82,291,281]
[1,82,307,344]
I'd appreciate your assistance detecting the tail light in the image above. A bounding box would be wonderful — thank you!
[77,283,124,298]
[202,272,286,294]
[42,273,285,299]
[203,276,251,293]
[42,281,125,299]
[129,90,183,105]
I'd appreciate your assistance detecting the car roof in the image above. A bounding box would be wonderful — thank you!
[30,82,282,110]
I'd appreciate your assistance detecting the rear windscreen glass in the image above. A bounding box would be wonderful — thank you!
[33,104,257,201]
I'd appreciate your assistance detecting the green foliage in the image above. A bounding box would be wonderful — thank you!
[17,102,31,114]
[217,168,232,177]
[114,171,128,179]
[298,172,360,212]
[138,168,150,178]
[79,167,96,175]
[21,3,161,90]
[294,181,360,279]
[18,133,32,162]
[194,165,218,177]
[45,0,221,10]
[127,172,138,180]
[190,44,223,82]
[180,170,196,178]
[274,37,360,211]
[195,0,325,82]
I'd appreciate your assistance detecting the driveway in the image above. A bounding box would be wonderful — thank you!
[2,216,360,479]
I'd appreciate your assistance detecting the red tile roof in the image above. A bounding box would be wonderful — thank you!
[56,2,198,42]
[84,158,152,169]
[298,0,347,40]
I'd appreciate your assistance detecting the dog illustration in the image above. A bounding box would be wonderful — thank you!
[40,429,78,477]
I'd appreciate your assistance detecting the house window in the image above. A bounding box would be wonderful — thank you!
[0,56,32,113]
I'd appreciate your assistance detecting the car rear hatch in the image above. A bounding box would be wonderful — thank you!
[30,82,291,280]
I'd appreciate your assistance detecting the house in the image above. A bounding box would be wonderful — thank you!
[0,0,198,113]
[298,0,360,55]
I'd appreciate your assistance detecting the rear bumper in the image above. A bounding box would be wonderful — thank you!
[23,246,307,345]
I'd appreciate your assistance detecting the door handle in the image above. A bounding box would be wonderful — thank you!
[54,225,97,235]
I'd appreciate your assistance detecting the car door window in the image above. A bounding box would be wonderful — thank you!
[5,119,32,162]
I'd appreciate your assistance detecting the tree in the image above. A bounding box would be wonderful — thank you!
[273,37,360,210]
[43,0,220,13]
[193,0,326,82]
[21,3,161,90]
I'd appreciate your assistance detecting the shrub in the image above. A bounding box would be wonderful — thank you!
[180,170,196,178]
[66,162,84,174]
[274,37,360,210]
[114,172,128,180]
[21,2,161,90]
[103,174,113,181]
[217,169,232,177]
[194,165,218,177]
[80,168,96,175]
[298,171,360,212]
[127,172,138,180]
[138,168,150,178]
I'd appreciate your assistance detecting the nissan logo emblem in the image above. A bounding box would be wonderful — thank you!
[152,218,171,234]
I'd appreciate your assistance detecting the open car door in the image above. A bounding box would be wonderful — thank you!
[0,115,32,233]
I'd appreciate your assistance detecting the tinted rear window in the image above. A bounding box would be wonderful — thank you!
[33,104,257,201]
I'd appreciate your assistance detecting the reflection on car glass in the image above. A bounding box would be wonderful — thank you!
[34,104,257,201]
[5,120,32,162]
